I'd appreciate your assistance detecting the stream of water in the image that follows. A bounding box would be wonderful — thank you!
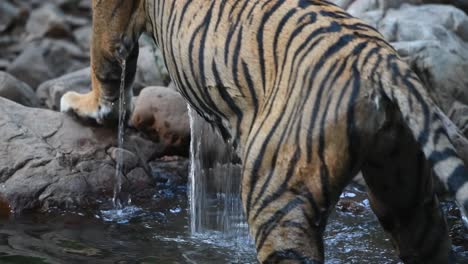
[113,60,127,209]
[188,106,252,257]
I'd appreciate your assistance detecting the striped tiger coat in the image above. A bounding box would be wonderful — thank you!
[60,0,468,263]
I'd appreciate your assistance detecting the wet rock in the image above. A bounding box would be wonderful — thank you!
[149,157,189,187]
[0,71,40,107]
[7,39,88,89]
[36,67,90,110]
[0,97,159,213]
[125,167,153,193]
[131,86,190,156]
[25,4,71,39]
[108,147,140,173]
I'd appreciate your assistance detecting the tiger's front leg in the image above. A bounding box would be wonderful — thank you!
[60,0,146,124]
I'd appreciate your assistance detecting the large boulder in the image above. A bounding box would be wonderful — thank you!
[0,71,40,107]
[0,97,168,213]
[131,86,190,156]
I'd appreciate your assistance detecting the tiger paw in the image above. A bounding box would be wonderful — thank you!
[60,91,112,124]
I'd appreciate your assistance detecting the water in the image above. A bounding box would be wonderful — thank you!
[113,60,127,209]
[188,106,252,255]
[0,185,466,263]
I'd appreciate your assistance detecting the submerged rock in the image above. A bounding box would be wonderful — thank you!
[0,97,183,213]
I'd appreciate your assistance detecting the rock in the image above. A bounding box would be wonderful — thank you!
[379,4,468,112]
[149,157,190,187]
[131,86,190,156]
[134,36,171,94]
[0,1,20,32]
[7,39,88,89]
[0,71,40,107]
[332,2,468,121]
[449,102,468,138]
[0,97,162,213]
[422,0,468,14]
[73,25,92,51]
[25,4,71,39]
[108,147,140,173]
[36,67,90,110]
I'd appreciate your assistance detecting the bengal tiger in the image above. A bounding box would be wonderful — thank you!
[60,0,468,263]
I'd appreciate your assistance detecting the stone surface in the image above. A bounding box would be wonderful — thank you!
[134,36,171,95]
[7,39,88,89]
[25,3,71,39]
[36,67,91,110]
[131,86,190,156]
[73,25,92,51]
[0,97,168,213]
[331,2,468,114]
[0,1,20,33]
[0,71,40,107]
[379,4,468,113]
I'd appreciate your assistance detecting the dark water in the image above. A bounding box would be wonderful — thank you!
[0,185,466,264]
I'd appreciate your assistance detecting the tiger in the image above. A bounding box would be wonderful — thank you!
[60,0,468,263]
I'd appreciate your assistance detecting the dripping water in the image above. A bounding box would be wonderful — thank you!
[188,106,253,258]
[113,60,127,209]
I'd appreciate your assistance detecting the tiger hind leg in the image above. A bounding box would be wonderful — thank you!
[242,145,354,263]
[361,117,453,263]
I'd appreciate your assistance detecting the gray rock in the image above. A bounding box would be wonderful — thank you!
[0,97,162,213]
[0,1,20,32]
[7,39,88,89]
[134,36,171,94]
[25,3,71,39]
[332,2,468,119]
[0,60,10,71]
[73,25,92,51]
[380,4,468,112]
[0,71,40,107]
[36,67,91,110]
[149,157,189,186]
[108,147,140,173]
